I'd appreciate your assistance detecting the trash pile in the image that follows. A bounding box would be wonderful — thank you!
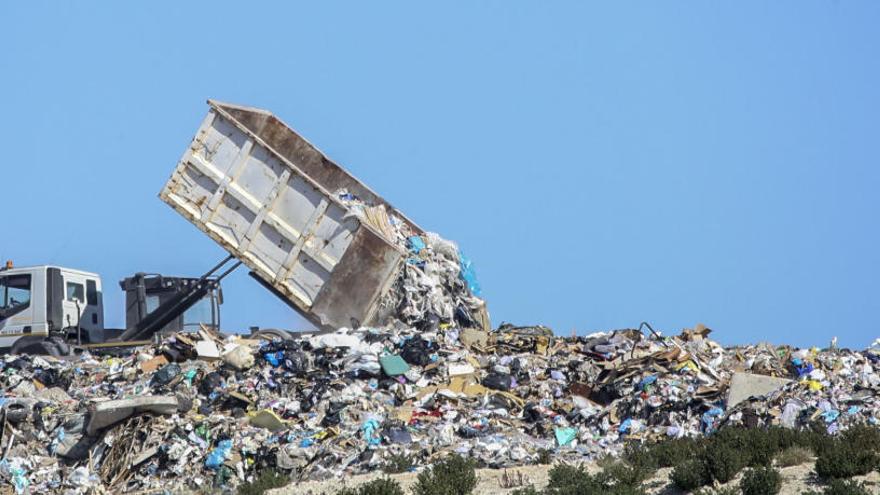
[336,189,490,333]
[1,322,879,493]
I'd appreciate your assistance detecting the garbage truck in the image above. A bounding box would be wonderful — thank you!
[4,99,486,353]
[0,256,239,355]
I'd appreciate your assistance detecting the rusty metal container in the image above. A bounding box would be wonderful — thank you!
[160,100,420,330]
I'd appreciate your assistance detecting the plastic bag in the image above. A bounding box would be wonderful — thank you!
[205,439,233,469]
[459,252,482,297]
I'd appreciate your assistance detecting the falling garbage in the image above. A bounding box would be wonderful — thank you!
[159,100,490,335]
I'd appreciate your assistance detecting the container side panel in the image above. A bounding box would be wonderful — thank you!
[197,117,247,175]
[307,203,357,267]
[176,163,221,215]
[275,174,326,238]
[238,146,287,203]
[309,228,403,329]
[162,103,411,330]
[250,222,293,275]
[215,103,422,235]
[210,193,256,247]
[284,252,330,306]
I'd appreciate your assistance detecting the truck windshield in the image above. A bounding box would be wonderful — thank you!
[144,293,216,333]
[182,298,215,331]
[0,274,32,319]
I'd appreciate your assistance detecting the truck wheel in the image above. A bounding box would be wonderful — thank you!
[48,336,71,356]
[251,328,293,341]
[10,336,62,356]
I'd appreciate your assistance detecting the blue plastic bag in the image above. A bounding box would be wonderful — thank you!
[0,459,29,494]
[264,352,282,367]
[459,252,482,297]
[638,375,658,391]
[701,407,724,433]
[554,427,578,446]
[821,409,840,423]
[205,439,233,469]
[362,419,381,446]
[407,236,426,254]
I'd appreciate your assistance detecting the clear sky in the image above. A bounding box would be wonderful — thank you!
[2,2,878,348]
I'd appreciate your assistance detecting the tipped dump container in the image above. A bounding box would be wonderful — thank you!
[160,100,423,330]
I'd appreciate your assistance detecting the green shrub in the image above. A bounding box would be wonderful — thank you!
[595,454,616,469]
[775,445,812,467]
[236,469,289,495]
[839,424,880,455]
[705,442,746,483]
[747,431,777,467]
[805,479,873,495]
[806,422,837,456]
[639,437,700,468]
[620,441,667,478]
[671,458,710,491]
[545,464,595,494]
[511,487,541,495]
[602,484,644,495]
[765,425,823,453]
[383,453,415,474]
[350,478,404,495]
[600,459,652,487]
[544,463,643,495]
[412,454,478,495]
[712,427,773,468]
[815,439,880,480]
[740,466,782,495]
[762,426,797,451]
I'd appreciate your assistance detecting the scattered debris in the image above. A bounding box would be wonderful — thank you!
[0,320,877,493]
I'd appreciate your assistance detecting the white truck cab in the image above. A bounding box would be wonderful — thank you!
[0,263,104,348]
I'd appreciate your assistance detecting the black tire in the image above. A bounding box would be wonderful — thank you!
[10,336,61,356]
[251,328,293,341]
[48,336,71,356]
[3,401,30,424]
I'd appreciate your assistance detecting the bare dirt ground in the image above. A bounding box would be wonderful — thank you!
[269,460,880,495]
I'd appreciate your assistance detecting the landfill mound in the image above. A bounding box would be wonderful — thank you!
[1,323,878,493]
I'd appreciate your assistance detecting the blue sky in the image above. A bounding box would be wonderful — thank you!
[2,2,878,348]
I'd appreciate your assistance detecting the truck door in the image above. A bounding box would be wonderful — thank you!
[62,277,85,333]
[84,278,104,341]
[61,273,103,343]
[0,273,36,346]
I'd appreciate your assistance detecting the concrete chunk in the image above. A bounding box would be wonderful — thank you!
[87,396,178,435]
[727,372,792,408]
